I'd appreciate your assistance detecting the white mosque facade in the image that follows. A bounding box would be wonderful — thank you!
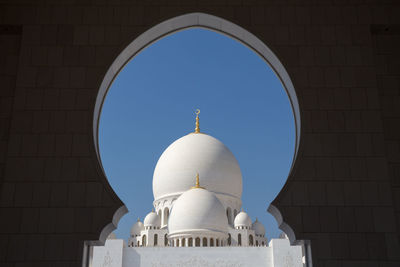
[91,111,305,267]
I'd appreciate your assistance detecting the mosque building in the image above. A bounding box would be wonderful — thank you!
[129,110,267,248]
[91,110,304,267]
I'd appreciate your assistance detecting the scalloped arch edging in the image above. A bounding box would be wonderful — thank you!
[91,12,308,265]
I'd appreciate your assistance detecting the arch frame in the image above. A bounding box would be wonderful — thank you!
[93,11,303,250]
[94,12,301,168]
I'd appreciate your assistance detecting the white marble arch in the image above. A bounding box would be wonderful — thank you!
[92,12,305,261]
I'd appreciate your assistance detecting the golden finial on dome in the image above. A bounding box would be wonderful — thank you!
[137,218,140,222]
[194,109,200,133]
[191,173,204,189]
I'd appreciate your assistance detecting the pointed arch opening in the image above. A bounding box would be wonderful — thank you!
[154,234,158,246]
[226,207,232,225]
[164,234,168,246]
[142,235,146,247]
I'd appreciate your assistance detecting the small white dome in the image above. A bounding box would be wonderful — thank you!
[168,188,228,235]
[130,219,144,236]
[234,211,252,227]
[252,218,266,236]
[144,211,161,228]
[153,133,242,201]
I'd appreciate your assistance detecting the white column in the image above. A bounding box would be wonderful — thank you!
[160,208,164,227]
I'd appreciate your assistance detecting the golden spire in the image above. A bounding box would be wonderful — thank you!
[137,218,140,222]
[194,109,200,133]
[191,173,204,189]
[195,173,200,187]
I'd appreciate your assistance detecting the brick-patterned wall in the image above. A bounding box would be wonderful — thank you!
[372,24,400,262]
[0,1,399,266]
[0,24,22,264]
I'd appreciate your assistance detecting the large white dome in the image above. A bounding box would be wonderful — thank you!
[168,187,229,235]
[153,133,242,201]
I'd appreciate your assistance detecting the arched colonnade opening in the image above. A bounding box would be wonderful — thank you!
[171,237,223,247]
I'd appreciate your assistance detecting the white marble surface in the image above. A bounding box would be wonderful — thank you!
[92,238,304,267]
[92,239,124,267]
[124,246,272,267]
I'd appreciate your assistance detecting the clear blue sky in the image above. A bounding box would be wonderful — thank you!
[99,28,295,240]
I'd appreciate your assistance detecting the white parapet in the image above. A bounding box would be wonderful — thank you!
[92,239,125,267]
[91,238,304,267]
[124,247,272,267]
[269,238,304,267]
